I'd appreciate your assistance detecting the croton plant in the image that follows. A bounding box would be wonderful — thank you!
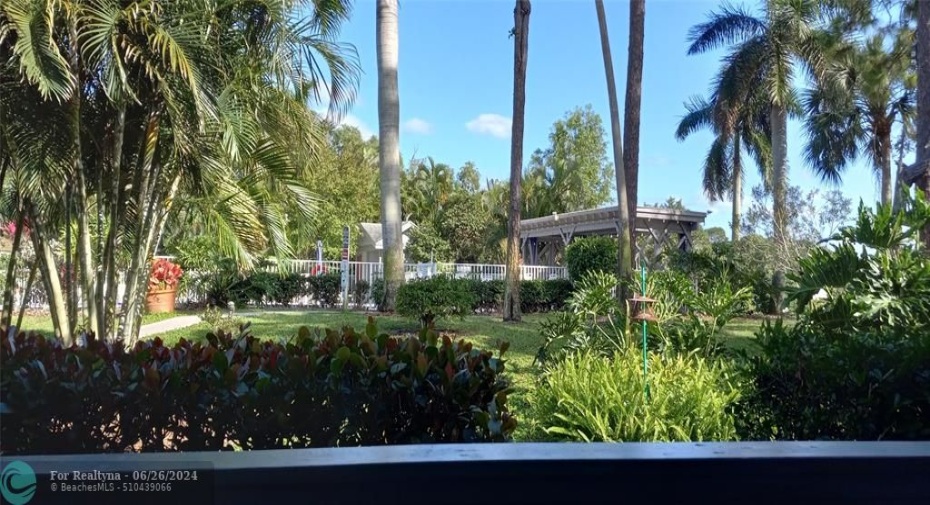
[148,257,183,292]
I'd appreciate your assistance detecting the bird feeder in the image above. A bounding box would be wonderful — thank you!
[629,294,657,323]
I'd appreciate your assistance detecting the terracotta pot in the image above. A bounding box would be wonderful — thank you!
[145,287,177,314]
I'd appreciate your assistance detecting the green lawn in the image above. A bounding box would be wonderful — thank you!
[14,310,198,336]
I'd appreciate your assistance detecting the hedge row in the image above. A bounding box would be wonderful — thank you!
[395,276,573,325]
[201,271,370,308]
[0,320,515,455]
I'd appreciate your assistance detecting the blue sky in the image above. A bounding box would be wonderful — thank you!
[323,0,894,230]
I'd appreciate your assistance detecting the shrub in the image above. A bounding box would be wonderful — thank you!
[529,349,741,442]
[308,272,342,307]
[468,279,504,313]
[534,269,749,366]
[274,273,307,306]
[203,263,250,308]
[736,196,930,441]
[564,236,617,282]
[735,321,930,441]
[396,275,476,326]
[520,279,574,313]
[239,271,280,305]
[353,279,371,308]
[0,319,516,454]
[371,278,386,311]
[200,305,246,334]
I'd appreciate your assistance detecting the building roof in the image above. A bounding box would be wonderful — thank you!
[520,205,708,241]
[358,221,416,250]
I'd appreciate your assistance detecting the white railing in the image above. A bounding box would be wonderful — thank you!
[0,255,567,311]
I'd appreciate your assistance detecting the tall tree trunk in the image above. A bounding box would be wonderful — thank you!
[67,21,98,336]
[595,0,633,298]
[100,103,127,339]
[68,92,99,332]
[504,0,531,322]
[1,210,25,330]
[623,0,645,248]
[377,0,405,311]
[732,135,742,242]
[917,0,930,247]
[15,260,37,330]
[879,128,893,209]
[28,207,72,344]
[120,122,164,341]
[65,188,76,335]
[770,104,788,313]
[893,124,909,215]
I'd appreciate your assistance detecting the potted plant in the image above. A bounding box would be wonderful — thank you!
[145,258,183,314]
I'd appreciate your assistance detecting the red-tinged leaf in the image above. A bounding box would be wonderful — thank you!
[445,363,455,380]
[417,354,428,376]
[144,363,160,389]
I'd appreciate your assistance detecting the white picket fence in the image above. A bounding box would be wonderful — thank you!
[0,255,567,311]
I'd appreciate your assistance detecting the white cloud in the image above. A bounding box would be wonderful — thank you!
[644,155,673,167]
[402,118,433,134]
[308,84,373,138]
[465,113,512,139]
[339,114,375,139]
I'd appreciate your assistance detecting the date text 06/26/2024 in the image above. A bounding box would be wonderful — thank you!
[0,459,213,505]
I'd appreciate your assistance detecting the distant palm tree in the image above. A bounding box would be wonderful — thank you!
[675,92,772,241]
[405,157,453,227]
[504,0,531,322]
[377,0,404,311]
[687,0,834,311]
[804,31,915,207]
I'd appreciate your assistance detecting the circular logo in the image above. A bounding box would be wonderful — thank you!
[1,461,37,505]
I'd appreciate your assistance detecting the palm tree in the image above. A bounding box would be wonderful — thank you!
[2,0,359,340]
[503,0,530,322]
[594,0,633,293]
[804,32,915,208]
[687,0,834,311]
[403,157,453,227]
[675,93,772,241]
[377,0,404,311]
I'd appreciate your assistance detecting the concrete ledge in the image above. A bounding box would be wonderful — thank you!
[7,442,930,504]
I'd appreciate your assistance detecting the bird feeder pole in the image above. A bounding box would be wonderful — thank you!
[640,259,649,399]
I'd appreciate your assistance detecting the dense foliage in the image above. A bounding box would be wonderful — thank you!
[564,236,618,283]
[0,319,515,454]
[396,275,478,326]
[529,349,740,442]
[198,263,343,308]
[737,195,930,440]
[396,276,572,325]
[536,270,750,366]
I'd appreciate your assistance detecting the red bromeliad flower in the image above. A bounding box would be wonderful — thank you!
[148,258,183,291]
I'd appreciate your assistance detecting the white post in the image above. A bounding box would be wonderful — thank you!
[341,226,350,311]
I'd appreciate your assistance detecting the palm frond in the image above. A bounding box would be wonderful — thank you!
[687,3,767,55]
[3,0,73,100]
[675,95,715,140]
[703,137,732,202]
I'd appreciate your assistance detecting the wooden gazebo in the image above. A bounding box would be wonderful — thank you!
[519,205,709,266]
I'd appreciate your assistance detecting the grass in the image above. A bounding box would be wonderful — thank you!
[13,310,198,336]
